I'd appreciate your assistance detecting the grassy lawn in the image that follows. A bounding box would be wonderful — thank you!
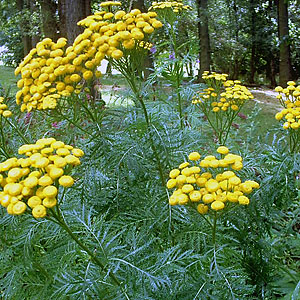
[0,66,18,93]
[0,65,279,136]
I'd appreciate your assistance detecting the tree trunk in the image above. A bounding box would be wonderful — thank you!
[249,0,256,84]
[39,0,59,41]
[277,0,292,86]
[132,0,145,10]
[16,0,32,56]
[232,0,240,79]
[58,0,91,44]
[196,0,211,81]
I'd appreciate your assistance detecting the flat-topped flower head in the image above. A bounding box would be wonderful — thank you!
[149,1,191,13]
[274,81,300,131]
[193,71,253,144]
[166,148,259,214]
[100,1,122,7]
[0,138,84,218]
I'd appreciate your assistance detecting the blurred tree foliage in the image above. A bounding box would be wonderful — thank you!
[0,0,299,83]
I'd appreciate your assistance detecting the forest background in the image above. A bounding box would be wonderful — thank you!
[1,0,300,86]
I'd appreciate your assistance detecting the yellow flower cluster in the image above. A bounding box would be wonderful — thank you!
[192,72,253,113]
[0,138,84,218]
[274,81,300,130]
[149,1,191,12]
[77,8,162,61]
[0,96,12,118]
[139,41,153,50]
[100,1,122,7]
[14,37,82,112]
[202,71,228,82]
[166,146,259,214]
[14,3,162,112]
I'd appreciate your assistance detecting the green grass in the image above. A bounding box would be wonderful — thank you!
[0,65,280,137]
[0,66,18,94]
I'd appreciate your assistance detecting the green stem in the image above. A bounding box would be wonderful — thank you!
[113,61,166,186]
[169,24,184,129]
[0,117,10,158]
[176,71,184,129]
[51,108,92,136]
[212,211,218,246]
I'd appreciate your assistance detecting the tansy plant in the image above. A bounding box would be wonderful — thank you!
[193,71,254,145]
[14,2,162,112]
[166,146,259,244]
[0,138,128,297]
[149,0,192,129]
[79,3,166,185]
[275,81,300,153]
[77,4,163,105]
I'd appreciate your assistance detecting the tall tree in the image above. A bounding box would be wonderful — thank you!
[277,0,292,86]
[39,0,59,41]
[249,0,256,84]
[196,0,211,80]
[58,0,91,44]
[16,0,32,56]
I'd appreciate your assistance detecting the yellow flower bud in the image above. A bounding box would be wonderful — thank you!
[58,175,74,187]
[32,205,47,218]
[43,185,57,198]
[189,190,201,202]
[211,200,225,211]
[188,152,201,161]
[197,203,208,214]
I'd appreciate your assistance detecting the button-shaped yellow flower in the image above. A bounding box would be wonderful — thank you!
[202,193,214,204]
[211,200,225,211]
[58,175,74,187]
[167,179,177,189]
[177,194,189,205]
[32,205,47,218]
[28,196,42,208]
[12,201,27,215]
[169,169,180,178]
[182,184,194,194]
[217,146,229,155]
[49,167,64,179]
[197,203,208,214]
[43,185,58,198]
[238,195,250,205]
[188,152,201,161]
[43,197,57,208]
[205,179,219,192]
[189,190,201,202]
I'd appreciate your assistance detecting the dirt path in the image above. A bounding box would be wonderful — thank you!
[249,87,282,111]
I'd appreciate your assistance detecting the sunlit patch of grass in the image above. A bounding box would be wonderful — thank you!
[0,66,18,94]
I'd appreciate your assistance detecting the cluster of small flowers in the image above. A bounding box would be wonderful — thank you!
[139,41,153,50]
[0,138,84,218]
[77,8,163,59]
[14,3,163,112]
[100,1,122,7]
[14,38,81,112]
[275,81,300,130]
[166,146,259,214]
[0,96,12,118]
[149,1,191,13]
[192,72,253,113]
[202,71,228,82]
